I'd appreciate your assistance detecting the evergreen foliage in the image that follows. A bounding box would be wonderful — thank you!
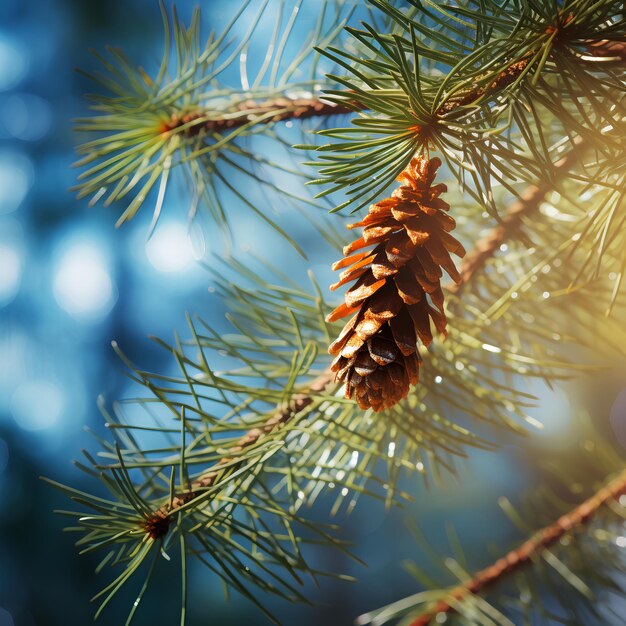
[49,1,626,624]
[357,432,626,626]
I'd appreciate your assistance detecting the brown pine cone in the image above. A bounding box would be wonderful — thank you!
[326,156,466,412]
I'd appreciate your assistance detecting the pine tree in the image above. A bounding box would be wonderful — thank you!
[47,1,626,624]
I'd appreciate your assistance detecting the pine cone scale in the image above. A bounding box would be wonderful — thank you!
[326,302,358,323]
[394,270,424,304]
[389,310,417,355]
[345,274,387,308]
[371,251,399,278]
[354,316,384,341]
[332,251,370,271]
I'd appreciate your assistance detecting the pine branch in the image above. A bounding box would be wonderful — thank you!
[358,436,626,626]
[148,371,334,531]
[407,469,626,626]
[73,0,360,236]
[150,146,596,527]
[54,3,626,622]
[159,96,363,137]
[447,136,585,296]
[309,0,626,214]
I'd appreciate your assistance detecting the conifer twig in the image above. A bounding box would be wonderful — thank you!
[408,468,626,626]
[146,371,334,534]
[170,36,621,139]
[165,37,581,140]
[159,96,363,136]
[448,137,586,295]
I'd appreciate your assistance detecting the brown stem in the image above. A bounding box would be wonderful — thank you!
[434,34,626,124]
[443,36,626,294]
[159,96,362,136]
[157,47,530,139]
[447,137,585,295]
[144,371,334,536]
[586,40,626,62]
[409,468,626,626]
[436,57,532,116]
[157,35,619,138]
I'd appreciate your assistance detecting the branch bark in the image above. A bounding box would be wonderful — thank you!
[447,136,585,295]
[160,96,362,136]
[437,36,624,292]
[157,37,620,137]
[408,469,626,626]
[145,372,334,536]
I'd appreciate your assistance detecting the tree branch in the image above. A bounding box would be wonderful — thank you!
[443,38,625,293]
[447,136,585,295]
[408,468,626,626]
[145,39,622,532]
[145,371,334,536]
[159,96,363,136]
[146,138,586,532]
[157,45,534,138]
[158,37,619,137]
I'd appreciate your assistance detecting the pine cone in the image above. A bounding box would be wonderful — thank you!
[326,156,466,412]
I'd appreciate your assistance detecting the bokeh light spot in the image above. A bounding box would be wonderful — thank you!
[145,222,194,272]
[0,150,32,213]
[0,34,28,91]
[0,243,21,304]
[53,239,116,319]
[0,93,52,141]
[10,379,65,431]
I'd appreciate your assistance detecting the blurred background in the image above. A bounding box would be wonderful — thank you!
[0,1,624,625]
